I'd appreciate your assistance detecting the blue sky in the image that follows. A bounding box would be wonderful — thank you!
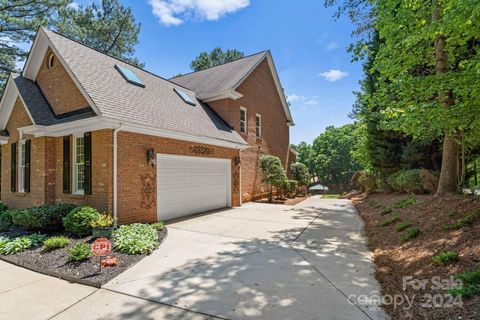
[75,0,362,144]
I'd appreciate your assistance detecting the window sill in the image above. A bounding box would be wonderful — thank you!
[14,192,27,197]
[69,193,86,199]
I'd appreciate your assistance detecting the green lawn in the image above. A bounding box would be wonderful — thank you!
[322,194,341,199]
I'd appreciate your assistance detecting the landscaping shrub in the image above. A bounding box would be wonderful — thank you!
[9,204,76,231]
[151,222,165,231]
[356,171,376,193]
[400,227,420,242]
[0,237,32,255]
[393,195,417,209]
[387,170,405,192]
[32,204,77,231]
[432,251,459,265]
[282,180,298,198]
[260,155,287,202]
[449,267,480,298]
[0,202,8,213]
[91,214,114,229]
[395,169,424,194]
[396,222,413,232]
[63,206,101,237]
[378,215,401,227]
[114,223,158,255]
[68,242,92,262]
[289,162,310,193]
[0,211,12,231]
[44,236,70,251]
[444,209,480,230]
[10,209,42,230]
[28,233,46,246]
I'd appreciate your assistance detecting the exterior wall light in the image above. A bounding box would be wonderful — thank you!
[146,148,155,167]
[235,157,241,166]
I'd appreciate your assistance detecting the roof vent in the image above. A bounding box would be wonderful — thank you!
[174,88,196,106]
[115,64,145,88]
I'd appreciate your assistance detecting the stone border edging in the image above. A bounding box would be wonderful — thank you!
[0,227,169,288]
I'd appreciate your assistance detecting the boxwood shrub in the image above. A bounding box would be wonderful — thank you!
[44,236,71,251]
[67,242,92,261]
[114,223,158,255]
[9,204,77,231]
[387,169,425,194]
[0,211,12,231]
[63,206,101,237]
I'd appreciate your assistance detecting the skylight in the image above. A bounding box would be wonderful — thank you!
[115,64,145,88]
[174,88,196,106]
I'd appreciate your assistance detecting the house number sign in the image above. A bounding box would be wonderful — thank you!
[189,145,214,156]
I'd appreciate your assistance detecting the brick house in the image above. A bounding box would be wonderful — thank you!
[0,28,294,224]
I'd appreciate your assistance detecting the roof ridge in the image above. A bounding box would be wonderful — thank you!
[41,27,195,93]
[170,50,268,80]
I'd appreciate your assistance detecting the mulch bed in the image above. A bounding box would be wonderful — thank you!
[255,195,310,206]
[0,228,167,287]
[354,192,480,320]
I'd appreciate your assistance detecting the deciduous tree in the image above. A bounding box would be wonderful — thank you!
[190,48,244,71]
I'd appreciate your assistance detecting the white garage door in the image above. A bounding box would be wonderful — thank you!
[156,154,231,221]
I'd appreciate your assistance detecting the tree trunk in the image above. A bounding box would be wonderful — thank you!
[433,1,459,196]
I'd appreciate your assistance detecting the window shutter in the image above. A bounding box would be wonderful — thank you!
[84,132,92,195]
[10,143,16,192]
[24,140,31,192]
[63,136,71,193]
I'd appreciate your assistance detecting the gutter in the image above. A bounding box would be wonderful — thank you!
[113,125,123,228]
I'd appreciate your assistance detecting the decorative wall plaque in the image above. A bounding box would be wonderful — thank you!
[188,145,214,156]
[140,173,156,209]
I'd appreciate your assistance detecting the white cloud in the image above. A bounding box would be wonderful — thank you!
[286,94,305,103]
[324,41,338,51]
[319,69,348,82]
[287,94,319,107]
[68,2,80,10]
[148,0,250,26]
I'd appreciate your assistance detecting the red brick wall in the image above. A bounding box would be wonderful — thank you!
[208,59,290,201]
[54,130,113,214]
[0,99,112,212]
[1,99,47,208]
[116,131,240,224]
[35,48,89,115]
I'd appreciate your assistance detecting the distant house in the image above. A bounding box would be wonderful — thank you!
[0,27,294,224]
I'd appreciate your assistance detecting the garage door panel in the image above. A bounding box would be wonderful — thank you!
[157,155,231,221]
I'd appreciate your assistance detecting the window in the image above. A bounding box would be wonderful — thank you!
[18,141,26,192]
[173,88,196,106]
[115,64,145,87]
[240,107,247,133]
[73,135,85,194]
[47,53,54,69]
[256,114,262,138]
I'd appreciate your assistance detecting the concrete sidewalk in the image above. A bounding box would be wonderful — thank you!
[0,197,388,320]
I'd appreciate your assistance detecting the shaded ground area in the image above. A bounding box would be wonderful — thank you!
[105,197,387,320]
[354,192,480,320]
[255,195,310,205]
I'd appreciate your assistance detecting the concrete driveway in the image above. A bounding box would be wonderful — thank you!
[104,196,387,320]
[0,196,387,320]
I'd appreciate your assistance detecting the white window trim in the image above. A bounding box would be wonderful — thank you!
[72,133,85,195]
[18,140,26,193]
[255,113,262,138]
[240,106,247,134]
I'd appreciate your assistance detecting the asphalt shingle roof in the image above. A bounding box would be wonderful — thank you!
[43,28,246,146]
[13,74,95,126]
[170,52,267,98]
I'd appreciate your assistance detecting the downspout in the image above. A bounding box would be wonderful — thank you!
[113,125,123,228]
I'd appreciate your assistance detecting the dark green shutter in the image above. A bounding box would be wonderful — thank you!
[63,136,71,193]
[10,143,16,192]
[24,140,31,192]
[84,132,92,195]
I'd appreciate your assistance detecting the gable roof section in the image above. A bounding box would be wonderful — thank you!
[13,75,95,126]
[171,51,294,126]
[171,52,267,98]
[20,28,246,147]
